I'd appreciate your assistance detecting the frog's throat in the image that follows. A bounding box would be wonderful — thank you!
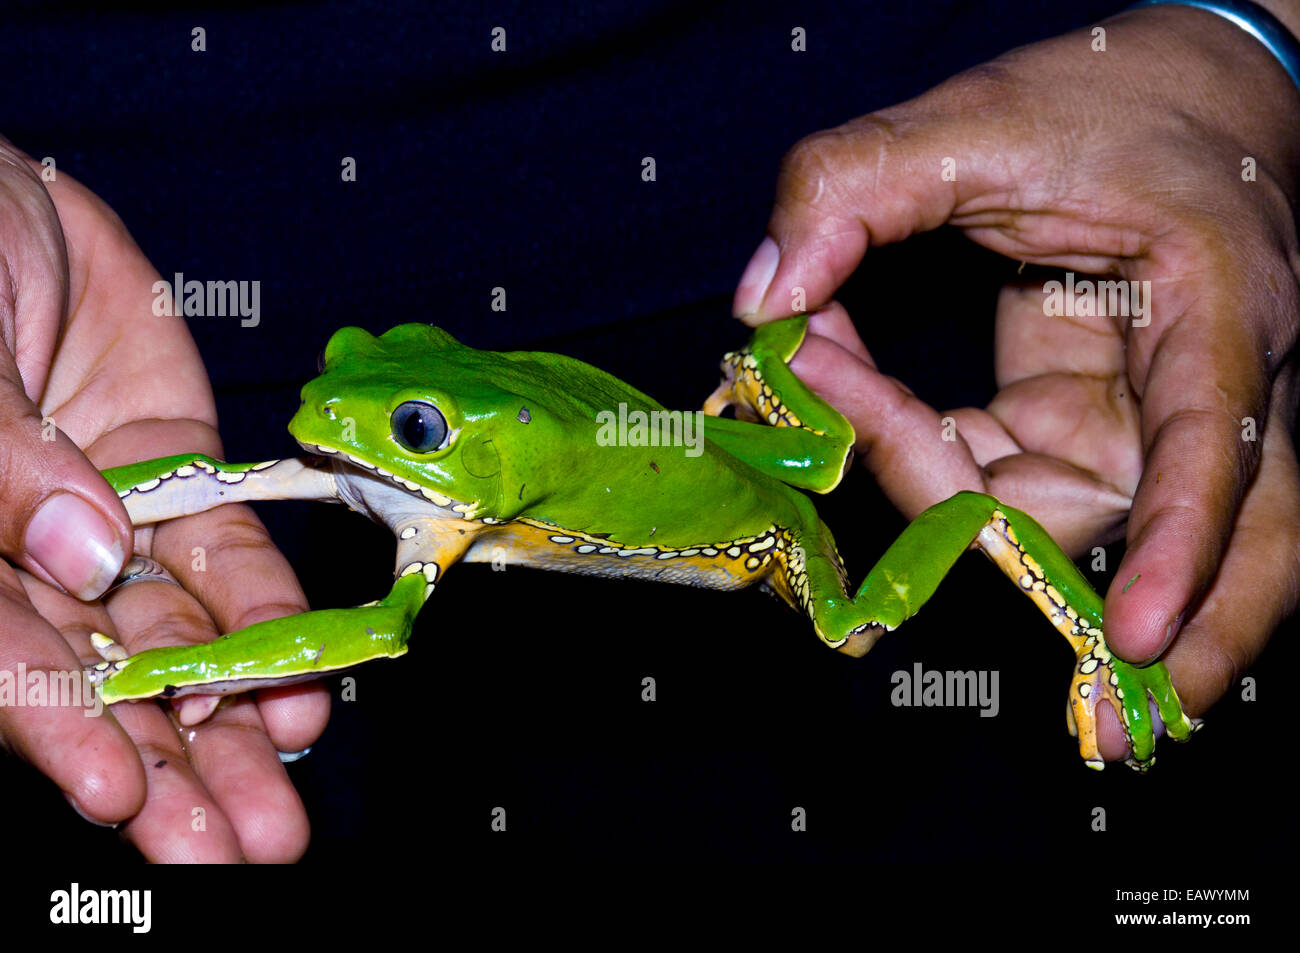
[321,451,495,528]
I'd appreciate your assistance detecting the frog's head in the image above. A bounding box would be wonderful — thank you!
[289,324,536,519]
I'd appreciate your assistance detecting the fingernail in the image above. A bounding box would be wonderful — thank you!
[1159,610,1187,656]
[25,493,125,601]
[733,236,780,317]
[64,792,119,829]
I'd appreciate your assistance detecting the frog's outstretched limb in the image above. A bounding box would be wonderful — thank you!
[90,453,440,704]
[711,318,1199,771]
[88,572,430,704]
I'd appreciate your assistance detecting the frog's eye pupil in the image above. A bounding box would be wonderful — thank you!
[391,401,447,453]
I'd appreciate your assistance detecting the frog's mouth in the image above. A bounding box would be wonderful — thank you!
[298,440,468,513]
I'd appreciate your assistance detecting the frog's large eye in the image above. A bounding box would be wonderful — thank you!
[390,401,449,453]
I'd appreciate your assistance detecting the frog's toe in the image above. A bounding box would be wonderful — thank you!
[1124,753,1155,773]
[1169,715,1205,743]
[703,374,736,417]
[1066,671,1106,770]
[90,631,129,662]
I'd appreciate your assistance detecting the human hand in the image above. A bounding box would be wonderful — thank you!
[732,6,1300,761]
[0,137,329,860]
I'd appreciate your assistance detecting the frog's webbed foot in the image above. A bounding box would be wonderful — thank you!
[85,632,131,686]
[703,316,815,430]
[1065,631,1202,772]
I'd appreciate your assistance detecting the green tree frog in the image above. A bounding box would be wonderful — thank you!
[88,316,1199,770]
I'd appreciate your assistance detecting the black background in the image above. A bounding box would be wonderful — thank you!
[1,0,1290,922]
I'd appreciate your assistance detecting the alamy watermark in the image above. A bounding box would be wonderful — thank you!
[891,662,999,717]
[0,664,103,717]
[50,883,150,933]
[1042,272,1151,327]
[596,403,705,457]
[152,272,261,327]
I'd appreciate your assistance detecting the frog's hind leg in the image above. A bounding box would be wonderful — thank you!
[973,503,1199,771]
[797,491,1198,770]
[795,491,1007,655]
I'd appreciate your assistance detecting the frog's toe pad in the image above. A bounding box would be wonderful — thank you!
[1173,717,1206,742]
[834,621,890,658]
[90,631,129,662]
[1124,755,1154,773]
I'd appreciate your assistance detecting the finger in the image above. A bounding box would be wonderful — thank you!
[788,312,987,516]
[1158,413,1300,715]
[1093,410,1300,763]
[0,273,130,600]
[2,564,145,824]
[1104,275,1282,663]
[734,71,1041,324]
[98,578,309,860]
[992,281,1128,388]
[86,416,330,747]
[106,697,245,862]
[150,502,329,752]
[176,695,311,862]
[804,302,874,364]
[98,560,252,728]
[987,283,1142,495]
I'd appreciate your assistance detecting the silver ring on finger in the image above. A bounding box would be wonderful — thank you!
[105,556,183,596]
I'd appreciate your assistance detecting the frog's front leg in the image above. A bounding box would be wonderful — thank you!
[87,572,432,704]
[792,491,1198,770]
[91,457,483,708]
[104,453,340,523]
[701,314,856,494]
[88,522,483,707]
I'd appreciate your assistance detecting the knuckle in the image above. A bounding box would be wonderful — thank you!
[228,600,307,634]
[127,605,217,649]
[939,61,1025,118]
[1201,635,1250,705]
[776,126,862,210]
